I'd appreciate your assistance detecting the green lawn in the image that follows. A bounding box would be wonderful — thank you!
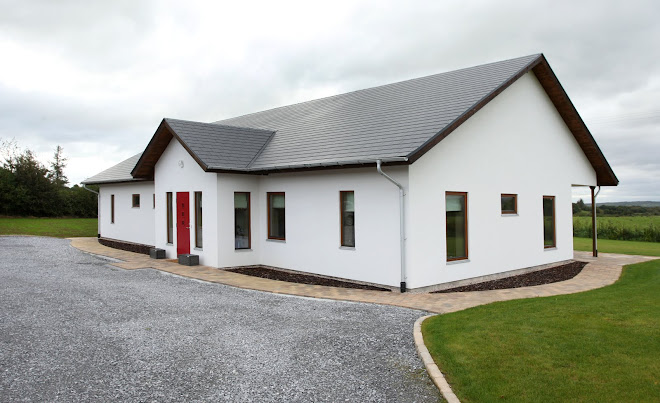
[422,259,660,402]
[0,217,98,238]
[574,236,660,257]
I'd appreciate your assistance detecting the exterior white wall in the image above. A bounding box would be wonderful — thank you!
[256,167,408,287]
[154,139,219,266]
[98,181,155,246]
[407,71,597,288]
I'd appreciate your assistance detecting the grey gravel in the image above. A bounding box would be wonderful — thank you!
[0,237,441,402]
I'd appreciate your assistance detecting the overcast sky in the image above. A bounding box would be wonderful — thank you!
[0,0,658,202]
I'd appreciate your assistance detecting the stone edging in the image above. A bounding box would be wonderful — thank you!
[413,315,460,403]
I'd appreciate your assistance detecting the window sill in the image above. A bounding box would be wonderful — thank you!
[266,238,286,243]
[544,247,557,251]
[194,247,203,251]
[235,248,253,252]
[166,243,173,246]
[447,258,470,265]
[501,213,518,217]
[339,246,356,251]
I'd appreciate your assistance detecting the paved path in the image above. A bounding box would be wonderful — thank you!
[0,236,440,402]
[70,237,656,314]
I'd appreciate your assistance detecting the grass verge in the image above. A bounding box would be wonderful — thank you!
[422,259,660,402]
[0,217,98,238]
[574,236,660,256]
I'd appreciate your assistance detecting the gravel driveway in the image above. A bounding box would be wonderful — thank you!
[0,237,440,402]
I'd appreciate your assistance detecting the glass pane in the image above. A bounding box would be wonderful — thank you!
[341,192,355,247]
[269,194,285,239]
[234,193,248,208]
[446,194,466,259]
[501,195,516,213]
[271,194,285,208]
[543,197,555,247]
[167,193,173,243]
[235,193,250,249]
[195,192,203,248]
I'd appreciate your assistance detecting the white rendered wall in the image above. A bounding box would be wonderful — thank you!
[99,181,155,246]
[215,167,408,287]
[407,71,597,289]
[154,139,219,266]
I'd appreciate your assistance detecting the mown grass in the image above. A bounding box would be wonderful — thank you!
[573,215,660,242]
[0,217,98,238]
[422,259,660,402]
[574,236,660,257]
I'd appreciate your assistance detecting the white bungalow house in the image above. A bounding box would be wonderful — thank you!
[82,54,617,292]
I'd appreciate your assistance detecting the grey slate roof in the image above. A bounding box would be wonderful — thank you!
[164,118,275,170]
[215,54,541,169]
[82,153,144,185]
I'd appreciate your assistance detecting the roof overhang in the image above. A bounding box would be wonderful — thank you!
[406,54,618,186]
[131,119,210,179]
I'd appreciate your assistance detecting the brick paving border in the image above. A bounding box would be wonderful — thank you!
[68,237,655,314]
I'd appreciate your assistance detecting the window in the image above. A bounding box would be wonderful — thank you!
[501,194,517,214]
[267,192,285,240]
[195,192,203,248]
[340,191,355,247]
[446,192,468,261]
[111,194,115,224]
[153,194,155,209]
[132,194,140,208]
[234,192,251,249]
[166,192,173,244]
[543,196,555,248]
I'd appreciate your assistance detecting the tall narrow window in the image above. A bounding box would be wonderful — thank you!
[446,192,468,261]
[166,192,173,244]
[195,192,203,248]
[543,196,555,248]
[132,194,140,208]
[501,194,517,214]
[153,194,155,209]
[268,192,285,240]
[110,194,115,224]
[340,191,355,247]
[234,192,251,249]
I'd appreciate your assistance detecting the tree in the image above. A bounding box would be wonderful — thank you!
[48,145,68,187]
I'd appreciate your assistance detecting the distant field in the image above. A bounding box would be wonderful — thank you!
[574,216,660,242]
[0,218,97,238]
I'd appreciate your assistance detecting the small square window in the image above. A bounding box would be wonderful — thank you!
[132,194,140,208]
[501,194,517,214]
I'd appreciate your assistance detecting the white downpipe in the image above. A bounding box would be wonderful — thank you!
[376,160,407,292]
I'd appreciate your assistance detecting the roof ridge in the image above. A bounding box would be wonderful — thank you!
[214,54,542,124]
[164,117,275,134]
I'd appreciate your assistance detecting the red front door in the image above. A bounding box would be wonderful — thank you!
[176,192,190,255]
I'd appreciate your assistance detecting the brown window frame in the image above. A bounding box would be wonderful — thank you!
[194,192,203,249]
[501,193,518,214]
[267,192,286,241]
[132,194,140,208]
[110,194,115,224]
[166,192,173,244]
[153,193,155,209]
[543,195,556,249]
[446,191,468,262]
[234,192,251,250]
[340,191,355,247]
